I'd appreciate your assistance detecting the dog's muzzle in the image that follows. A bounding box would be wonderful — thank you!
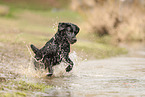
[70,38,77,44]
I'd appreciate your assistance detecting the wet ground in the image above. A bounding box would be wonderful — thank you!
[0,42,145,97]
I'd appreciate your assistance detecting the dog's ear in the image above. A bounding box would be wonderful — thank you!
[58,22,67,31]
[30,44,39,54]
[74,25,80,35]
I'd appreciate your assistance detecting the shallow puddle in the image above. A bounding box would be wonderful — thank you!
[0,43,145,96]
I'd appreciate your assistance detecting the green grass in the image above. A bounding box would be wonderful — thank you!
[0,80,52,97]
[0,92,26,97]
[0,0,70,10]
[73,41,127,59]
[16,80,51,91]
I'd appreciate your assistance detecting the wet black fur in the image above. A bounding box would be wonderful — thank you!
[30,23,80,76]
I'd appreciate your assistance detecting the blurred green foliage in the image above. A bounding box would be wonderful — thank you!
[0,0,70,10]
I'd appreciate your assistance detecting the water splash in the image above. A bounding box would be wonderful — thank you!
[50,51,84,77]
[13,51,84,79]
[52,22,58,32]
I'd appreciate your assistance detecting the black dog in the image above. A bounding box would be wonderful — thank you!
[30,22,80,76]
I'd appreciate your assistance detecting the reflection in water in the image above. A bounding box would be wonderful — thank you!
[0,44,145,96]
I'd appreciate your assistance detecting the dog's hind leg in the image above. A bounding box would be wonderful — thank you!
[45,58,53,76]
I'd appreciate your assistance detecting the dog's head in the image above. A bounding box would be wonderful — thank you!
[30,44,42,60]
[58,22,80,44]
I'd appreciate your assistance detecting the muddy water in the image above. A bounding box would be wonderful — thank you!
[0,43,145,97]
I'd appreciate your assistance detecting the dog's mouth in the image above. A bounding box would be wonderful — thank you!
[71,39,77,44]
[68,38,77,44]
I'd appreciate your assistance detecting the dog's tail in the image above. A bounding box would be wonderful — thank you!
[30,44,39,54]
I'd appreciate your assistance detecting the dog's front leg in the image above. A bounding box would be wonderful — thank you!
[64,56,74,72]
[45,58,53,76]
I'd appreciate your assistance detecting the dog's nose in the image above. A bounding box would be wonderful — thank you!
[74,39,77,42]
[73,38,77,43]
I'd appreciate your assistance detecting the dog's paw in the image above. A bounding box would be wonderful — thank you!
[46,73,53,77]
[66,65,73,72]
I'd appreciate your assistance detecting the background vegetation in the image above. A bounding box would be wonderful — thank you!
[71,0,145,42]
[0,0,132,59]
